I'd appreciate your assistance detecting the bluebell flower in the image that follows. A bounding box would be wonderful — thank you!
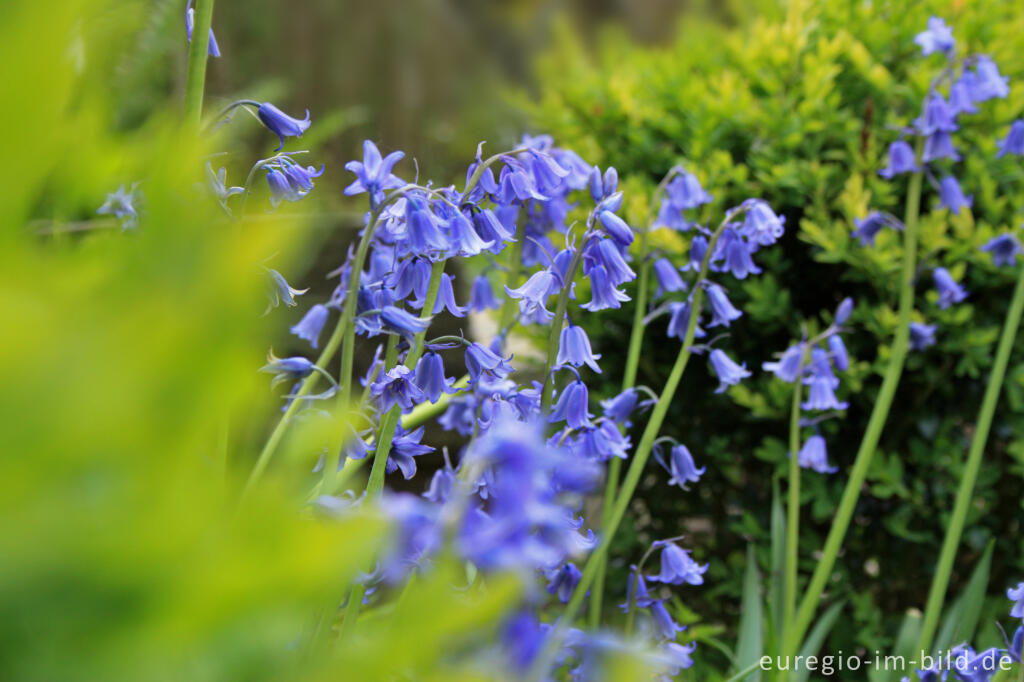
[280,158,325,193]
[1009,582,1024,618]
[388,426,434,479]
[721,231,762,279]
[909,322,937,351]
[835,297,854,325]
[914,17,954,56]
[501,612,546,674]
[264,268,308,309]
[469,274,501,311]
[649,600,685,641]
[546,563,583,604]
[601,388,639,423]
[581,265,630,312]
[598,210,634,246]
[933,268,968,309]
[585,238,636,286]
[574,421,631,461]
[185,1,221,57]
[97,184,140,229]
[923,131,960,163]
[446,211,493,257]
[655,443,705,489]
[980,232,1024,266]
[705,283,742,327]
[557,324,602,373]
[423,465,455,503]
[259,351,314,389]
[290,304,330,349]
[916,94,959,135]
[797,434,837,474]
[505,269,557,323]
[387,257,431,304]
[708,349,751,393]
[657,642,698,678]
[653,258,687,296]
[265,167,303,207]
[620,568,657,613]
[371,365,426,413]
[683,233,709,271]
[997,120,1024,157]
[472,209,516,253]
[344,140,405,207]
[763,343,806,382]
[667,301,706,340]
[432,273,466,318]
[549,381,594,430]
[256,102,311,152]
[938,176,972,214]
[969,56,1010,102]
[949,78,979,116]
[852,212,896,247]
[1010,626,1023,663]
[664,172,714,211]
[465,342,513,382]
[650,541,708,586]
[438,394,478,436]
[829,334,849,372]
[404,195,451,255]
[414,352,458,403]
[802,356,848,411]
[879,140,919,178]
[741,200,785,246]
[380,305,431,337]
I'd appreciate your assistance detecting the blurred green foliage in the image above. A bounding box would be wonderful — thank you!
[1,2,537,680]
[527,0,1024,666]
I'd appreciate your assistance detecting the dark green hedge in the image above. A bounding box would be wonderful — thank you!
[526,0,1024,656]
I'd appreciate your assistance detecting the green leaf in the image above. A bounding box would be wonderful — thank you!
[769,478,786,653]
[735,544,763,682]
[793,601,845,682]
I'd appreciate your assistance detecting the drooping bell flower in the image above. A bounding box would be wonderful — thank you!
[259,351,314,389]
[649,541,708,586]
[878,140,919,178]
[797,434,838,474]
[371,365,426,413]
[909,322,937,351]
[585,238,636,286]
[997,120,1024,158]
[667,301,706,340]
[185,0,221,57]
[653,258,686,296]
[851,212,894,247]
[828,334,849,372]
[598,210,634,246]
[465,342,513,382]
[762,343,805,383]
[432,273,467,318]
[802,353,848,411]
[601,388,639,424]
[741,200,785,246]
[290,304,330,349]
[256,102,311,151]
[708,349,751,393]
[655,443,705,489]
[722,232,762,280]
[265,167,302,207]
[705,283,742,327]
[557,324,602,373]
[581,265,630,312]
[980,232,1024,266]
[933,267,968,309]
[949,78,978,116]
[913,16,954,56]
[682,233,709,271]
[548,380,594,430]
[446,211,493,257]
[545,563,582,604]
[264,268,308,309]
[404,195,451,255]
[414,352,458,403]
[967,56,1010,102]
[472,209,516,254]
[1007,582,1024,619]
[665,171,714,210]
[505,269,557,323]
[915,94,959,135]
[938,176,972,214]
[380,305,431,337]
[923,131,960,163]
[648,600,685,640]
[469,274,501,311]
[620,567,656,613]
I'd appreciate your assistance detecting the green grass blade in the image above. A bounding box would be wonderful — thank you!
[793,601,844,682]
[769,478,786,654]
[736,544,764,682]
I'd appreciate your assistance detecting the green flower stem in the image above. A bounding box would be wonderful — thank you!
[723,661,763,682]
[786,164,923,658]
[589,229,653,629]
[499,239,524,330]
[782,347,809,656]
[540,245,586,412]
[528,220,730,682]
[337,259,447,641]
[915,261,1024,654]
[182,0,215,128]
